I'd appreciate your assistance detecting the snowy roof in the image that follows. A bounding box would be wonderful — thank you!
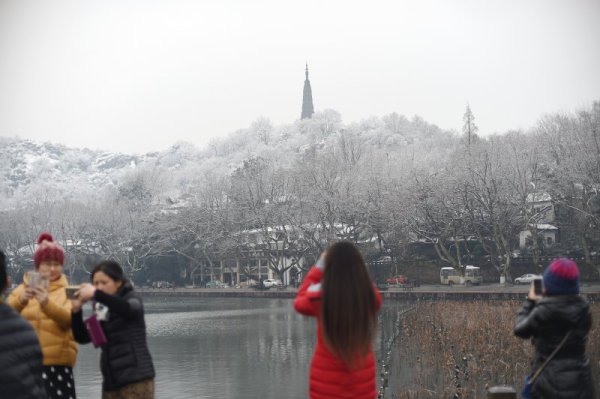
[528,223,558,230]
[526,193,552,203]
[441,265,479,270]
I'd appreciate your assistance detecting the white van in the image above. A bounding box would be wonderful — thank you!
[440,265,482,286]
[263,279,283,288]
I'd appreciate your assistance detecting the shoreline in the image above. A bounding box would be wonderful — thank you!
[137,283,600,301]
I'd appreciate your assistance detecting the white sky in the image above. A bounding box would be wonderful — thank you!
[0,0,599,154]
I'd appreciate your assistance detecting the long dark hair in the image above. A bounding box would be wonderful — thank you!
[321,241,377,368]
[91,260,127,284]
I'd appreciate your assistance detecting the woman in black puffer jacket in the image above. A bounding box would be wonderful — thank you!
[514,258,595,399]
[71,261,155,398]
[0,249,47,399]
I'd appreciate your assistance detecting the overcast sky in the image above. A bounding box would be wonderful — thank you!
[0,0,599,154]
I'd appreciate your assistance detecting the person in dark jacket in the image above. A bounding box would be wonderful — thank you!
[514,258,595,399]
[0,249,47,399]
[71,260,155,399]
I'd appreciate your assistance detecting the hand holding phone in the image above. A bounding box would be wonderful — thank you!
[32,286,49,307]
[65,286,80,299]
[527,277,543,301]
[19,286,35,306]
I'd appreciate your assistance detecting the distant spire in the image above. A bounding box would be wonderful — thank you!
[301,63,314,119]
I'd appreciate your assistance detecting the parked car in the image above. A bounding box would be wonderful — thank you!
[251,281,270,290]
[386,275,408,285]
[206,280,229,288]
[262,279,283,288]
[237,279,258,289]
[376,282,389,291]
[152,281,173,289]
[514,273,541,285]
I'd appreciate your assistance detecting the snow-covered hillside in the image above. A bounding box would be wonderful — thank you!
[0,110,454,210]
[0,138,161,207]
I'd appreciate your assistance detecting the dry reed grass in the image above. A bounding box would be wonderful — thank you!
[391,300,600,399]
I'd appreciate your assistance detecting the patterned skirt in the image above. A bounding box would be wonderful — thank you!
[42,365,76,399]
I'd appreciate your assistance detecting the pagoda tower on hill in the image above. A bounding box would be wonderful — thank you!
[301,63,314,119]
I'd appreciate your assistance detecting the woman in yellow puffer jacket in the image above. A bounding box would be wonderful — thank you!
[8,232,78,399]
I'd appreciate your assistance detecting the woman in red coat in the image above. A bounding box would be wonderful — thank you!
[294,241,382,399]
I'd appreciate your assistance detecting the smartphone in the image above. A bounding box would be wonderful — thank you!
[27,271,45,288]
[65,286,79,299]
[533,278,543,295]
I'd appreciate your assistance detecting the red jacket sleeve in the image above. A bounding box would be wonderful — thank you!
[373,285,382,312]
[293,266,323,317]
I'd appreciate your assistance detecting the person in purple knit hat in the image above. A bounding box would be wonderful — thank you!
[514,258,595,399]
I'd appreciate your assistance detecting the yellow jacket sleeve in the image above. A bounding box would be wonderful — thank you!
[41,297,72,330]
[7,284,26,313]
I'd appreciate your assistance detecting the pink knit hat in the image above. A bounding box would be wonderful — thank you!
[33,232,65,268]
[543,258,580,296]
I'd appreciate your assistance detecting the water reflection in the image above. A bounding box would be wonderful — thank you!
[74,297,411,399]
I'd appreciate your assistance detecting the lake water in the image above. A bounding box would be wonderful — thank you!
[74,296,411,399]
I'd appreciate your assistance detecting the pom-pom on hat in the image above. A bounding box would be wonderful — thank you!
[543,257,580,296]
[33,232,65,268]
